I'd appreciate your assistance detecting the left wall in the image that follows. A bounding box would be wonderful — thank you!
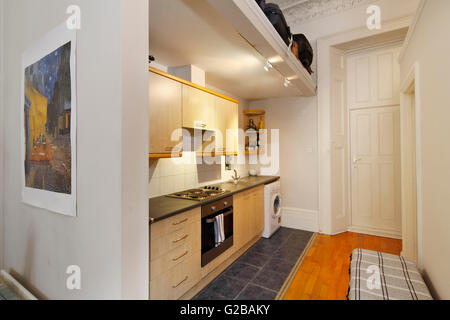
[2,0,149,299]
[0,0,5,270]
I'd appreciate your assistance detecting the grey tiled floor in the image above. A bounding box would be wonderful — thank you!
[193,227,313,300]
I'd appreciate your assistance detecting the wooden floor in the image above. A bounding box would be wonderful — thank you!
[283,232,402,300]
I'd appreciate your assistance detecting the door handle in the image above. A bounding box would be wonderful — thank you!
[352,157,362,164]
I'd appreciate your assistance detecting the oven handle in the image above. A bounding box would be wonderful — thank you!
[205,208,233,224]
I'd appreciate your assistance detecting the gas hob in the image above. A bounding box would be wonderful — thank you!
[166,186,228,201]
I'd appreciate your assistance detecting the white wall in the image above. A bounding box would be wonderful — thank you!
[400,0,450,299]
[0,0,5,270]
[2,0,148,299]
[250,98,318,231]
[120,0,149,300]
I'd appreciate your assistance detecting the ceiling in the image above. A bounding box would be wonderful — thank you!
[271,0,372,26]
[148,0,304,101]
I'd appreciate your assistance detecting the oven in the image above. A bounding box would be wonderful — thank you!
[201,196,233,267]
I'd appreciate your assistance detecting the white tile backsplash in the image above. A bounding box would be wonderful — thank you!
[149,151,249,198]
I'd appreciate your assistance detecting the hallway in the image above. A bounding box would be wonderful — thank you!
[284,232,402,300]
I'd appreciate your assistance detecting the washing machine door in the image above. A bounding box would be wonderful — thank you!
[272,194,282,218]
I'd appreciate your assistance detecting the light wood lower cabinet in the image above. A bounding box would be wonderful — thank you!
[150,251,201,300]
[232,185,264,256]
[150,186,265,299]
[150,208,201,300]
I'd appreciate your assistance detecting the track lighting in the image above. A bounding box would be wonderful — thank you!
[264,61,273,72]
[283,78,291,87]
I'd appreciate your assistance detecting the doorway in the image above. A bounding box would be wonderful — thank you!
[400,62,421,265]
[345,45,403,238]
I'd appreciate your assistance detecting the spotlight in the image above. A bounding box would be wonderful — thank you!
[264,61,273,72]
[284,78,291,87]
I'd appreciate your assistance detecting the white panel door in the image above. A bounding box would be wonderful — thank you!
[350,106,401,236]
[347,46,401,109]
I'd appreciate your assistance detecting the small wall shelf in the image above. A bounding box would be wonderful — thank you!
[243,109,265,154]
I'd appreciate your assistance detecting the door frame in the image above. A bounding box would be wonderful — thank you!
[399,62,423,268]
[317,16,413,235]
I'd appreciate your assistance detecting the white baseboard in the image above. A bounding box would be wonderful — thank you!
[347,225,402,239]
[281,207,319,233]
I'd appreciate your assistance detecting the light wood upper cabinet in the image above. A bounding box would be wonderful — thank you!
[148,67,239,158]
[149,72,183,156]
[182,85,216,130]
[214,98,238,154]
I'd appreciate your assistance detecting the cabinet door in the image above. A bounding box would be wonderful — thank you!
[233,189,250,251]
[215,98,238,154]
[182,85,215,130]
[248,185,264,239]
[149,72,183,155]
[233,186,264,251]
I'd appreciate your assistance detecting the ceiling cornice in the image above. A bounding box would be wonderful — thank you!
[272,0,373,26]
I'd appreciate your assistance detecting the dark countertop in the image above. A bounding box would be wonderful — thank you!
[149,176,280,223]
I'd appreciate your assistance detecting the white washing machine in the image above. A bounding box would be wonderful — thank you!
[262,180,282,238]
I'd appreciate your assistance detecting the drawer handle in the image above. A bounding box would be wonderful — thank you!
[172,250,189,262]
[172,276,188,289]
[172,218,188,226]
[172,234,188,243]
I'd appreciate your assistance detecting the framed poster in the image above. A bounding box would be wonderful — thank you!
[21,23,77,216]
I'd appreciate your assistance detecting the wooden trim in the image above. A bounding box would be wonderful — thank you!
[196,152,239,157]
[398,0,428,63]
[243,110,266,116]
[149,66,239,104]
[149,153,182,159]
[276,233,317,300]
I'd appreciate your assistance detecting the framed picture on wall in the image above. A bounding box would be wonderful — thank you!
[21,23,77,217]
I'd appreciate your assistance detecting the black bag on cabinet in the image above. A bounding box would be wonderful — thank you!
[255,0,266,10]
[263,3,291,46]
[292,34,314,74]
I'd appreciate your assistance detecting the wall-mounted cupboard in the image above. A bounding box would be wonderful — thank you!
[149,67,239,158]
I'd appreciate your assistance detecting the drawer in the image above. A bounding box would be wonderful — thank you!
[150,251,201,300]
[150,235,200,281]
[151,220,200,261]
[151,207,200,241]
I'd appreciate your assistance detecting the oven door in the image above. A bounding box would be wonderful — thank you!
[201,207,233,267]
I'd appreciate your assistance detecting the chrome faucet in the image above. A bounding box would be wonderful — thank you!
[232,169,240,185]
